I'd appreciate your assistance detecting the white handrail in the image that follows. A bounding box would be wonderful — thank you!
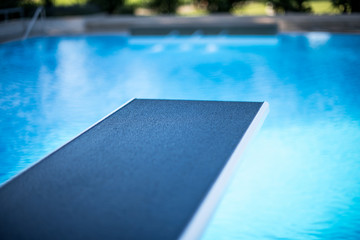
[22,6,44,40]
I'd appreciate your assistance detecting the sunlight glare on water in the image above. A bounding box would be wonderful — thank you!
[0,34,360,239]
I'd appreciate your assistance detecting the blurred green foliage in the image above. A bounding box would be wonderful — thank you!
[0,0,23,9]
[150,0,180,13]
[43,0,54,7]
[88,0,123,13]
[0,0,356,15]
[203,0,246,12]
[331,0,360,13]
[268,0,311,12]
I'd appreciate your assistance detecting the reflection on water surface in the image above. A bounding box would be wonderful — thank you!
[1,34,360,239]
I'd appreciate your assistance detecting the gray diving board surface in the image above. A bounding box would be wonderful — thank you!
[0,99,269,240]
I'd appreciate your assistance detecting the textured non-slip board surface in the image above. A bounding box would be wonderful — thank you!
[0,99,266,240]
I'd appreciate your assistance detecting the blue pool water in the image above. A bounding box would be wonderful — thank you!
[1,33,360,239]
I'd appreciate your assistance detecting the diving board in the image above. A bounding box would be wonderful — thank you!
[0,99,268,240]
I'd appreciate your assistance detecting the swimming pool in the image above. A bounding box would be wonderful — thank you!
[1,33,360,239]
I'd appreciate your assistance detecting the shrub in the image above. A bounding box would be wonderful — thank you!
[268,0,311,13]
[206,0,245,12]
[0,0,23,9]
[150,0,180,14]
[194,0,246,13]
[331,0,360,13]
[42,0,54,8]
[89,0,124,14]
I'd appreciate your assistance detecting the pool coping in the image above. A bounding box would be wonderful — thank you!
[1,14,360,43]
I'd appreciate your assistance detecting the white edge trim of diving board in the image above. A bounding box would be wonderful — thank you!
[179,101,270,240]
[0,98,136,189]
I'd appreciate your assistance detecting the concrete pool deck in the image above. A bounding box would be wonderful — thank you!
[1,14,360,42]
